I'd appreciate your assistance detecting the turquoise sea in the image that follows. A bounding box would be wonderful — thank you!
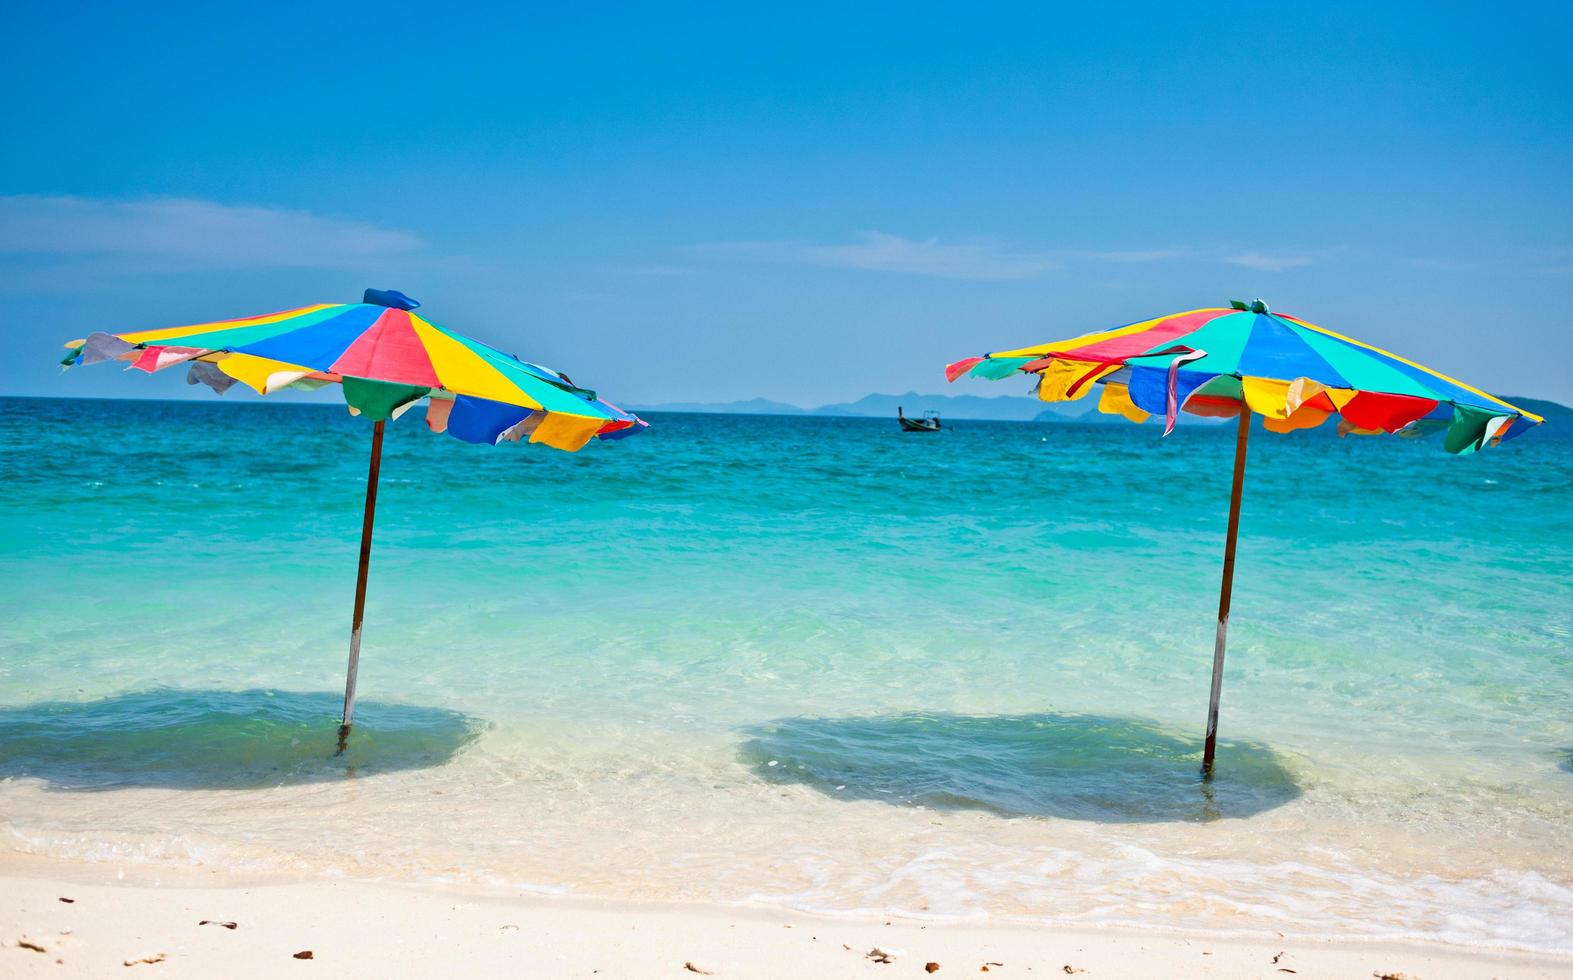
[2,395,1570,950]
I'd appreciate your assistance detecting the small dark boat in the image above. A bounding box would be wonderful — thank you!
[897,405,942,432]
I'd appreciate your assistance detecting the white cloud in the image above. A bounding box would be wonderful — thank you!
[1405,257,1479,274]
[1078,248,1189,263]
[696,234,1265,280]
[1526,252,1573,278]
[0,195,424,269]
[627,264,701,277]
[1404,253,1573,278]
[1223,250,1315,273]
[701,232,1060,281]
[804,232,1059,280]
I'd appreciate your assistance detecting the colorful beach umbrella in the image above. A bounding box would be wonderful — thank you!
[62,288,646,747]
[946,300,1543,774]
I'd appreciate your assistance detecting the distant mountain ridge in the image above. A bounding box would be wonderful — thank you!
[634,391,1571,429]
[1503,395,1573,431]
[637,396,809,415]
[634,390,1086,421]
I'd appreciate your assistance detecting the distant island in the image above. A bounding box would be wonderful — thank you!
[633,390,1573,429]
[1499,395,1573,429]
[632,390,1103,422]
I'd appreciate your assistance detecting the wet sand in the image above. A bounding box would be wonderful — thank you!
[4,859,1568,978]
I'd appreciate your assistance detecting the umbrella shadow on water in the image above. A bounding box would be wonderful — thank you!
[739,712,1301,823]
[0,689,483,791]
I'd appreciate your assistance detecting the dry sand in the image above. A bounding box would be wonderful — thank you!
[3,859,1568,979]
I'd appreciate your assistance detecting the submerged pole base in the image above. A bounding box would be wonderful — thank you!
[336,420,384,761]
[1201,709,1221,779]
[1199,409,1251,785]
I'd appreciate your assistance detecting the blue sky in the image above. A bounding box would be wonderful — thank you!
[3,2,1570,405]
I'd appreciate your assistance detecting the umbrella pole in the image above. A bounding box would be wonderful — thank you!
[337,419,385,753]
[1202,408,1251,778]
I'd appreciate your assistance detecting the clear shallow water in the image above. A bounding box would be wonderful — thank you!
[1,396,1570,950]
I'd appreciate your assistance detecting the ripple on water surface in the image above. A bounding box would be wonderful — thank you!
[1,399,1571,950]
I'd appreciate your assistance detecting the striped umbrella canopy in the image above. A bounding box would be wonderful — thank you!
[63,288,645,451]
[946,299,1541,452]
[61,289,646,748]
[946,300,1544,776]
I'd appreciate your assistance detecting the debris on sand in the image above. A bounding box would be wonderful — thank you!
[198,920,238,930]
[866,947,897,964]
[925,963,941,973]
[58,897,75,904]
[683,963,714,975]
[123,952,166,966]
[1063,967,1086,975]
[17,938,48,953]
[1372,973,1413,980]
[293,950,314,960]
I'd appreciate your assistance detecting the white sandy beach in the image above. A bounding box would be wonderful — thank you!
[4,857,1569,979]
[9,1,1573,976]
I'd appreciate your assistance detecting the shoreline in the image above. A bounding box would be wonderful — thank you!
[4,858,1570,978]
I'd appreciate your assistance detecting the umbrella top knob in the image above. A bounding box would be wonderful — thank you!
[363,288,421,311]
[1229,298,1270,314]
